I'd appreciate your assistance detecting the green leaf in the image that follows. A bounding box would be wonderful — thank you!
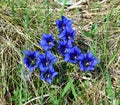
[61,81,71,97]
[91,24,98,33]
[106,71,115,100]
[69,77,78,104]
[83,31,91,37]
[83,24,98,37]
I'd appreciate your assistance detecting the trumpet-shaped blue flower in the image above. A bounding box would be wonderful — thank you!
[78,51,99,71]
[64,46,81,63]
[40,66,58,84]
[40,34,55,51]
[24,50,39,72]
[38,51,57,72]
[58,41,72,56]
[56,16,73,32]
[59,26,76,43]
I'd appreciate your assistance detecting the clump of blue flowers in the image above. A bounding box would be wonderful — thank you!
[24,16,99,84]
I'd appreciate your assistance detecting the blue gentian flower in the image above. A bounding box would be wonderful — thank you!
[59,26,76,43]
[64,46,81,63]
[38,51,57,72]
[56,16,73,32]
[40,34,55,51]
[40,66,58,84]
[78,51,99,71]
[58,41,72,56]
[24,50,39,72]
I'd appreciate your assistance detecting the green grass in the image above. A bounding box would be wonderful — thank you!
[0,0,120,105]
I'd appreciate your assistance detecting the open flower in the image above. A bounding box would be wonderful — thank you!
[40,34,55,51]
[40,66,58,84]
[59,26,76,43]
[78,51,99,71]
[38,51,57,72]
[24,50,39,72]
[58,41,72,56]
[64,46,81,63]
[56,16,73,32]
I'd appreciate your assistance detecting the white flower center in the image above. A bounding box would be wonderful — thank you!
[85,62,90,66]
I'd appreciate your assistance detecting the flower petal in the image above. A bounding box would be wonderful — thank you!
[46,78,52,84]
[51,72,58,79]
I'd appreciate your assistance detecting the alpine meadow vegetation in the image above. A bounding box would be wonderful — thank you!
[0,0,120,105]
